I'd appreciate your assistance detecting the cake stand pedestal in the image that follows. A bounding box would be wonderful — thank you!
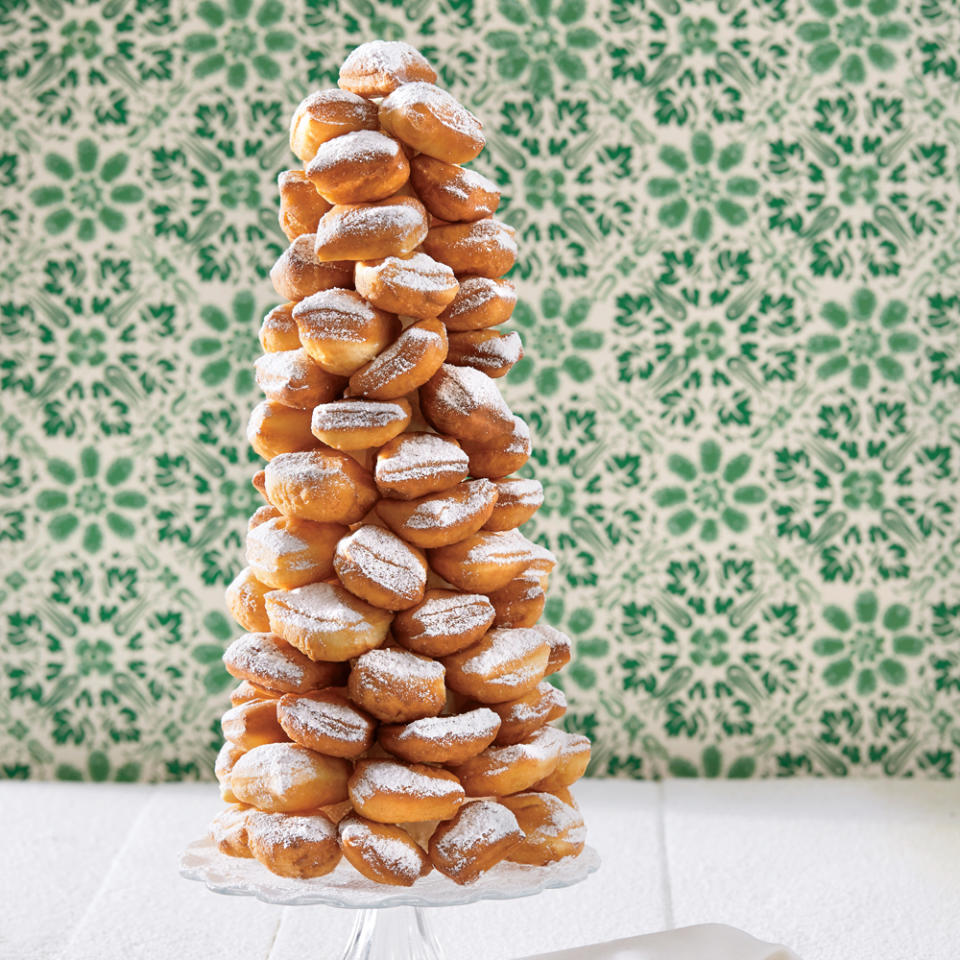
[180,837,600,960]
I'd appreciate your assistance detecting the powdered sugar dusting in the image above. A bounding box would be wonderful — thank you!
[495,478,543,508]
[337,525,426,596]
[393,708,500,745]
[235,742,325,799]
[408,592,493,639]
[353,322,443,392]
[255,349,318,395]
[432,364,512,420]
[351,760,460,803]
[454,332,522,371]
[293,288,381,344]
[247,810,337,849]
[442,277,516,322]
[354,646,444,685]
[246,517,320,573]
[459,627,545,677]
[307,129,401,174]
[223,632,306,686]
[434,800,519,864]
[404,479,497,530]
[339,816,426,880]
[267,582,367,635]
[376,433,468,486]
[315,200,427,248]
[340,40,435,85]
[312,399,408,431]
[362,253,456,295]
[280,695,371,743]
[381,82,482,139]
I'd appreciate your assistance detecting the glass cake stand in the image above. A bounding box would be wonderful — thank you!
[180,836,600,959]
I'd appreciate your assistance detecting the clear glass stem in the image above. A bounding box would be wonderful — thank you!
[340,906,445,960]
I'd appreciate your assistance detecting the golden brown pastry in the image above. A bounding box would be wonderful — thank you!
[278,169,332,241]
[338,40,437,99]
[289,88,379,164]
[221,698,288,752]
[428,530,545,593]
[428,800,522,884]
[277,688,375,758]
[460,414,531,478]
[348,758,464,823]
[378,707,501,765]
[225,566,272,633]
[442,626,550,704]
[247,400,318,460]
[248,504,282,530]
[392,589,495,657]
[223,631,345,694]
[376,478,498,549]
[334,524,428,611]
[293,287,401,376]
[533,731,591,790]
[259,303,302,352]
[446,329,523,378]
[373,431,469,501]
[246,810,341,878]
[230,742,351,812]
[264,448,378,524]
[338,813,433,886]
[313,196,429,262]
[270,234,354,301]
[438,276,517,331]
[348,646,446,723]
[451,726,564,797]
[306,130,410,205]
[379,82,484,164]
[245,515,346,590]
[209,805,252,858]
[422,219,516,278]
[265,581,393,662]
[215,741,244,803]
[354,253,458,319]
[311,397,412,450]
[409,155,500,223]
[501,791,586,865]
[488,570,546,628]
[254,349,346,410]
[419,363,514,443]
[348,317,449,399]
[230,680,280,706]
[491,680,567,745]
[535,623,572,675]
[483,478,543,531]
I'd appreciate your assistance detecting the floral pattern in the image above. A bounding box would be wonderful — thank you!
[0,0,958,783]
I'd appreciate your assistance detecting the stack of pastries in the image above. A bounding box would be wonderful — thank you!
[210,40,590,887]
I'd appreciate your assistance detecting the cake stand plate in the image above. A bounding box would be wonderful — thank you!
[180,837,600,959]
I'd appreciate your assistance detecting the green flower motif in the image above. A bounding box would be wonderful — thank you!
[838,165,879,205]
[654,441,766,541]
[690,627,729,666]
[814,591,924,694]
[679,17,718,55]
[66,329,107,367]
[219,170,260,210]
[648,132,759,242]
[524,169,565,211]
[510,289,602,396]
[539,478,575,517]
[35,447,148,553]
[60,19,102,60]
[486,0,601,97]
[30,140,144,241]
[842,470,884,510]
[185,0,296,89]
[77,640,113,677]
[808,288,918,388]
[798,0,910,83]
[669,745,756,779]
[189,291,259,392]
[684,320,725,362]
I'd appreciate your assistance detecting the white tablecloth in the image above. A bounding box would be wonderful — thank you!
[1,778,957,960]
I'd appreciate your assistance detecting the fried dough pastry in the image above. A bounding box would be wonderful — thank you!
[314,196,429,262]
[225,566,272,633]
[306,130,410,205]
[391,589,495,657]
[349,758,464,823]
[289,88,379,164]
[222,631,345,694]
[438,276,517,331]
[428,800,521,884]
[373,431,469,501]
[278,169,332,241]
[334,524,428,611]
[338,813,433,886]
[311,397,412,450]
[230,742,351,812]
[247,400,318,460]
[422,219,516,278]
[501,791,586,865]
[246,810,341,878]
[254,349,346,410]
[409,155,500,223]
[483,478,543,531]
[348,646,446,723]
[446,329,523,379]
[338,40,437,99]
[378,707,500,765]
[491,680,567,746]
[354,253,458,319]
[271,234,353,301]
[419,363,514,443]
[259,303,302,353]
[442,626,550,704]
[221,698,288,752]
[348,317,448,400]
[277,688,376,758]
[245,515,346,590]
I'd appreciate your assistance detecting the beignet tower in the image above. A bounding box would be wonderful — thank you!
[211,40,590,886]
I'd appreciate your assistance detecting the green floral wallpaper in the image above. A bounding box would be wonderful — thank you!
[1,0,959,783]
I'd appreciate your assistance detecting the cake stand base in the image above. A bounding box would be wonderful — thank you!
[180,837,600,960]
[341,907,443,960]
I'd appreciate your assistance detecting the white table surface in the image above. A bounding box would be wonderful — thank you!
[1,778,957,960]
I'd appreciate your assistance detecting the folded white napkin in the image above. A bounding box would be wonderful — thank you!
[516,924,800,960]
